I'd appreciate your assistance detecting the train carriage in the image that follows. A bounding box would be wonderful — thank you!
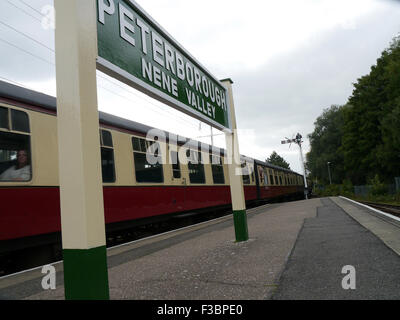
[0,80,304,259]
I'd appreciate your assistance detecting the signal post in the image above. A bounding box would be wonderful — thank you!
[54,0,109,300]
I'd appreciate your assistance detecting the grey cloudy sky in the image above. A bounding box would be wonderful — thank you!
[0,0,399,174]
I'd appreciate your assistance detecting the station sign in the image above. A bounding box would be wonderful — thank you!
[96,0,231,130]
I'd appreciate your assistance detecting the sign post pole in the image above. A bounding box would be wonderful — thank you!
[221,79,249,242]
[54,0,109,299]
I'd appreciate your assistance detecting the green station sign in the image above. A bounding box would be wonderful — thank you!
[96,0,231,130]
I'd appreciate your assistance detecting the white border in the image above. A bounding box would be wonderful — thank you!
[97,57,232,132]
[221,81,233,132]
[97,0,232,131]
[339,196,400,223]
[126,0,225,87]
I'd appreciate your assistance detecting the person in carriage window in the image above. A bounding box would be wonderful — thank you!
[0,149,31,181]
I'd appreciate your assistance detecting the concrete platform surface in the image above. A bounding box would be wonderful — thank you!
[273,197,400,300]
[1,199,319,300]
[2,196,399,300]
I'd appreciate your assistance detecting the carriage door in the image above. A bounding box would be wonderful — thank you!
[170,149,186,211]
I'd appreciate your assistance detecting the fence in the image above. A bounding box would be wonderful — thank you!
[354,177,400,197]
[354,185,371,197]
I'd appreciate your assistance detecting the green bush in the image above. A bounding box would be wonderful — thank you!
[368,174,387,197]
[313,177,399,205]
[341,179,354,197]
[395,191,400,203]
[326,184,341,196]
[314,184,342,197]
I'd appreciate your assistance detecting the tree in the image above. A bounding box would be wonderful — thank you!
[266,151,290,170]
[307,34,400,185]
[342,34,400,183]
[306,105,345,184]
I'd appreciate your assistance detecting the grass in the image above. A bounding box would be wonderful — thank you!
[313,184,400,206]
[349,195,400,206]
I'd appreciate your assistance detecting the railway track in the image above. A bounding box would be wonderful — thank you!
[359,201,400,218]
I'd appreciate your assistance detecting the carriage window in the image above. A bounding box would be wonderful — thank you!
[279,176,283,185]
[132,136,141,151]
[241,162,250,184]
[188,150,205,184]
[171,151,181,179]
[134,153,164,183]
[101,148,115,183]
[258,168,264,185]
[270,174,274,185]
[210,154,224,184]
[263,170,269,185]
[11,109,30,133]
[101,130,113,147]
[0,131,31,182]
[0,107,8,129]
[100,129,115,183]
[132,136,149,153]
[132,136,163,183]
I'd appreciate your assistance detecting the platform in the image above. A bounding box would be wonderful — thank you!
[1,197,400,300]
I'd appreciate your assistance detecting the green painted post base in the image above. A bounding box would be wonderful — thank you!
[63,246,109,300]
[233,210,249,242]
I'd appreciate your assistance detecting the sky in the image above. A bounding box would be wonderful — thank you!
[0,0,399,174]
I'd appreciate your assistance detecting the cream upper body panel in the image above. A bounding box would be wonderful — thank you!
[0,103,233,187]
[0,103,299,188]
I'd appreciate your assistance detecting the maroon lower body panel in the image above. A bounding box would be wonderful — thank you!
[0,185,262,241]
[0,184,298,242]
[0,187,61,242]
[259,186,301,199]
[102,185,234,224]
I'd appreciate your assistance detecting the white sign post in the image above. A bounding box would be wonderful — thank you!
[221,79,248,242]
[54,0,109,300]
[53,0,250,299]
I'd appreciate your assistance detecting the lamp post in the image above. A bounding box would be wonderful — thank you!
[327,162,332,185]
